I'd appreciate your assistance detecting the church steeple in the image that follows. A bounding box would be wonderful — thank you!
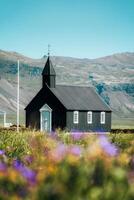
[42,56,56,88]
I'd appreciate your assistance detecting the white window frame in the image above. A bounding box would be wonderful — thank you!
[100,112,105,124]
[40,104,52,132]
[87,111,92,124]
[73,111,79,124]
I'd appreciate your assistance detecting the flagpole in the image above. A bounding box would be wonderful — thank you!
[4,112,6,127]
[17,60,20,132]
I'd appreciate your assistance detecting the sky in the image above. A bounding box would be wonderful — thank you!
[0,0,134,59]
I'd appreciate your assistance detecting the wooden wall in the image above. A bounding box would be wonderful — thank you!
[66,111,111,132]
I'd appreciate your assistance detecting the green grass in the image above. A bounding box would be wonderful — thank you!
[112,118,134,129]
[0,129,134,199]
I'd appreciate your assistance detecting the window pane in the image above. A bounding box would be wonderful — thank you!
[73,111,79,124]
[87,111,92,124]
[100,112,105,124]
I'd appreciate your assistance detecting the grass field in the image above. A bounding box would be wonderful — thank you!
[112,118,134,129]
[0,129,134,199]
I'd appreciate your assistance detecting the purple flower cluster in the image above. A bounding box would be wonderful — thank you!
[0,150,5,155]
[69,146,82,156]
[52,143,82,161]
[71,131,85,141]
[13,160,36,184]
[99,135,118,156]
[0,162,6,171]
[0,150,6,171]
[53,143,67,161]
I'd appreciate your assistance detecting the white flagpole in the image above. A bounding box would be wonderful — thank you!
[17,60,20,132]
[4,112,6,127]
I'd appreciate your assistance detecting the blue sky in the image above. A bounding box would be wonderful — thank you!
[0,0,134,59]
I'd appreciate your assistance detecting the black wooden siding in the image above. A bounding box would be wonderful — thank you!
[66,111,111,132]
[27,110,111,132]
[26,111,40,129]
[26,85,66,130]
[26,85,111,132]
[26,109,66,130]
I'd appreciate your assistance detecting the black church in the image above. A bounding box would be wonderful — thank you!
[25,56,112,132]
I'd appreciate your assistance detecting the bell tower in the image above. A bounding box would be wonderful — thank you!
[42,46,56,88]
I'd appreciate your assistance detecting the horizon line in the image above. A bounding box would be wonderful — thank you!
[0,48,134,60]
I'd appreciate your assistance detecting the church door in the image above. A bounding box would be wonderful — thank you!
[40,104,52,132]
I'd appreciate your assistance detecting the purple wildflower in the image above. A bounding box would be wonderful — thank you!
[13,159,36,184]
[0,150,5,155]
[71,131,84,140]
[52,143,67,161]
[99,135,118,156]
[13,159,23,169]
[0,162,6,171]
[20,166,36,183]
[69,146,82,156]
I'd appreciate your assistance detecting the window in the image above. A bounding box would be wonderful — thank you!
[73,111,79,124]
[87,111,92,124]
[100,112,105,124]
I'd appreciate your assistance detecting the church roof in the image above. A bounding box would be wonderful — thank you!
[50,85,111,111]
[42,56,56,75]
[25,84,111,111]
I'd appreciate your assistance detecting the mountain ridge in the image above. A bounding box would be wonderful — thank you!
[1,49,134,62]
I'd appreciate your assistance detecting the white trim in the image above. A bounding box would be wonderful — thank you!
[40,104,52,112]
[73,111,79,124]
[100,112,105,124]
[40,104,52,132]
[87,111,92,124]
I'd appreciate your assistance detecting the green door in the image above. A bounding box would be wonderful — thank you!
[41,110,51,132]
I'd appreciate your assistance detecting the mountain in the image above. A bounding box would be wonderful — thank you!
[0,49,134,128]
